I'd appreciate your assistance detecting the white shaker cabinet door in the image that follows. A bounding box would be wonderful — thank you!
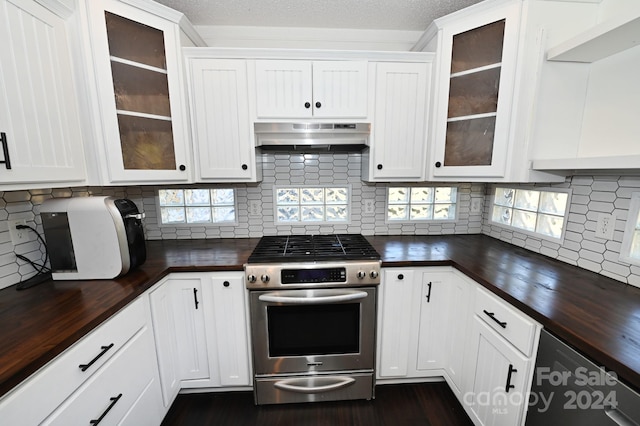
[208,273,252,387]
[254,60,313,118]
[0,0,85,186]
[416,272,451,371]
[368,62,429,181]
[463,315,531,426]
[311,60,368,118]
[188,58,258,181]
[377,269,419,378]
[254,60,368,119]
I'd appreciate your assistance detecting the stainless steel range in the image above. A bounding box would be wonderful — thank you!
[245,234,381,405]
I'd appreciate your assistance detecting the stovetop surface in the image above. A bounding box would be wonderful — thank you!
[248,234,380,263]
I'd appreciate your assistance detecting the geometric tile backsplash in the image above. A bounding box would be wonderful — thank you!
[1,152,640,289]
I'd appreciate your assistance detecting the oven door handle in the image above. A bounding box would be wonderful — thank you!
[273,376,356,394]
[258,290,368,304]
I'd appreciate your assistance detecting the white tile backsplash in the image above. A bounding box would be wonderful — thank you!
[482,175,640,288]
[2,154,639,290]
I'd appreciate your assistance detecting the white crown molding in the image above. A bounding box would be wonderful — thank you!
[183,46,435,62]
[193,25,423,52]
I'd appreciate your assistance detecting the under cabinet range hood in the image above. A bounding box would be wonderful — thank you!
[254,123,370,152]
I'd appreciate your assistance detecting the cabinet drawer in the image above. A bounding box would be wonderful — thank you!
[474,288,537,356]
[42,325,159,426]
[0,298,146,425]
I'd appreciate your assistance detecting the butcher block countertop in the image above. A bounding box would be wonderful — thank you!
[1,234,640,399]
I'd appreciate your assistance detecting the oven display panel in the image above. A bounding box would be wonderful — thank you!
[281,267,347,284]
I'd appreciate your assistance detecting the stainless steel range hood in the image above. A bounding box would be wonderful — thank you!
[254,123,370,152]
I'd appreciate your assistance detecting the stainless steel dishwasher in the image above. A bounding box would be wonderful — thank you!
[527,330,640,425]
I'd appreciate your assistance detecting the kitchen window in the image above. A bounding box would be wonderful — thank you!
[620,192,640,265]
[490,187,570,242]
[387,186,458,222]
[274,186,350,223]
[157,188,237,225]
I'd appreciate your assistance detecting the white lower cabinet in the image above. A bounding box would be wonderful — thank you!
[461,287,541,426]
[462,316,531,426]
[149,272,252,403]
[377,267,541,426]
[42,325,163,426]
[377,268,453,379]
[0,297,163,426]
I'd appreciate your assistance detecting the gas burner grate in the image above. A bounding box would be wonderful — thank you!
[248,234,380,263]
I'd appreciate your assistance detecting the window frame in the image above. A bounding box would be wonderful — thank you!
[620,192,640,266]
[273,185,352,226]
[155,188,238,227]
[489,185,572,244]
[385,185,460,224]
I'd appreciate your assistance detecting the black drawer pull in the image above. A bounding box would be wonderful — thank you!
[1,132,11,169]
[223,281,230,287]
[397,274,404,280]
[90,393,122,425]
[505,364,517,393]
[193,288,199,309]
[79,343,114,372]
[483,310,507,328]
[425,281,432,303]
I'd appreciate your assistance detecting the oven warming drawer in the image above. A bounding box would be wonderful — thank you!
[254,372,374,405]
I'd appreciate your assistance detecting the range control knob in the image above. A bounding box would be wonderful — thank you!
[247,274,257,283]
[261,274,270,283]
[370,270,379,279]
[357,271,367,279]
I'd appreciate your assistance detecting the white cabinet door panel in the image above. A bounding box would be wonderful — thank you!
[255,60,312,118]
[172,278,210,381]
[0,0,85,185]
[464,316,530,426]
[377,269,418,378]
[189,59,257,181]
[209,273,251,387]
[312,61,368,118]
[416,272,450,371]
[369,62,429,181]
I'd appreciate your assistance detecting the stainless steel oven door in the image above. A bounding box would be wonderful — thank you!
[249,287,376,376]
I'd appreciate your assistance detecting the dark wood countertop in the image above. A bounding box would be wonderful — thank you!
[1,234,640,399]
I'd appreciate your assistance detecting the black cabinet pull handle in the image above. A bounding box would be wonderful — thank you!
[483,310,507,328]
[179,164,186,171]
[377,164,383,170]
[79,343,114,372]
[505,364,517,393]
[425,282,432,302]
[435,161,442,168]
[304,102,311,109]
[1,132,11,170]
[90,393,122,425]
[315,101,322,108]
[193,288,199,309]
[223,281,230,287]
[241,164,248,170]
[397,274,404,280]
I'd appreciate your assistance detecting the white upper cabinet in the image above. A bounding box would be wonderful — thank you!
[0,0,86,188]
[254,60,368,119]
[428,0,521,180]
[186,58,261,182]
[418,0,599,182]
[363,61,431,182]
[84,0,203,184]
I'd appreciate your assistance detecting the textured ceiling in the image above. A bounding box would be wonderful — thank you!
[154,0,484,31]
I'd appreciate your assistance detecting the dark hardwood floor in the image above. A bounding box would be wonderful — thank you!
[161,382,473,426]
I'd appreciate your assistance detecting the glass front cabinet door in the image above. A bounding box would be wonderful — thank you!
[431,1,521,179]
[87,0,194,183]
